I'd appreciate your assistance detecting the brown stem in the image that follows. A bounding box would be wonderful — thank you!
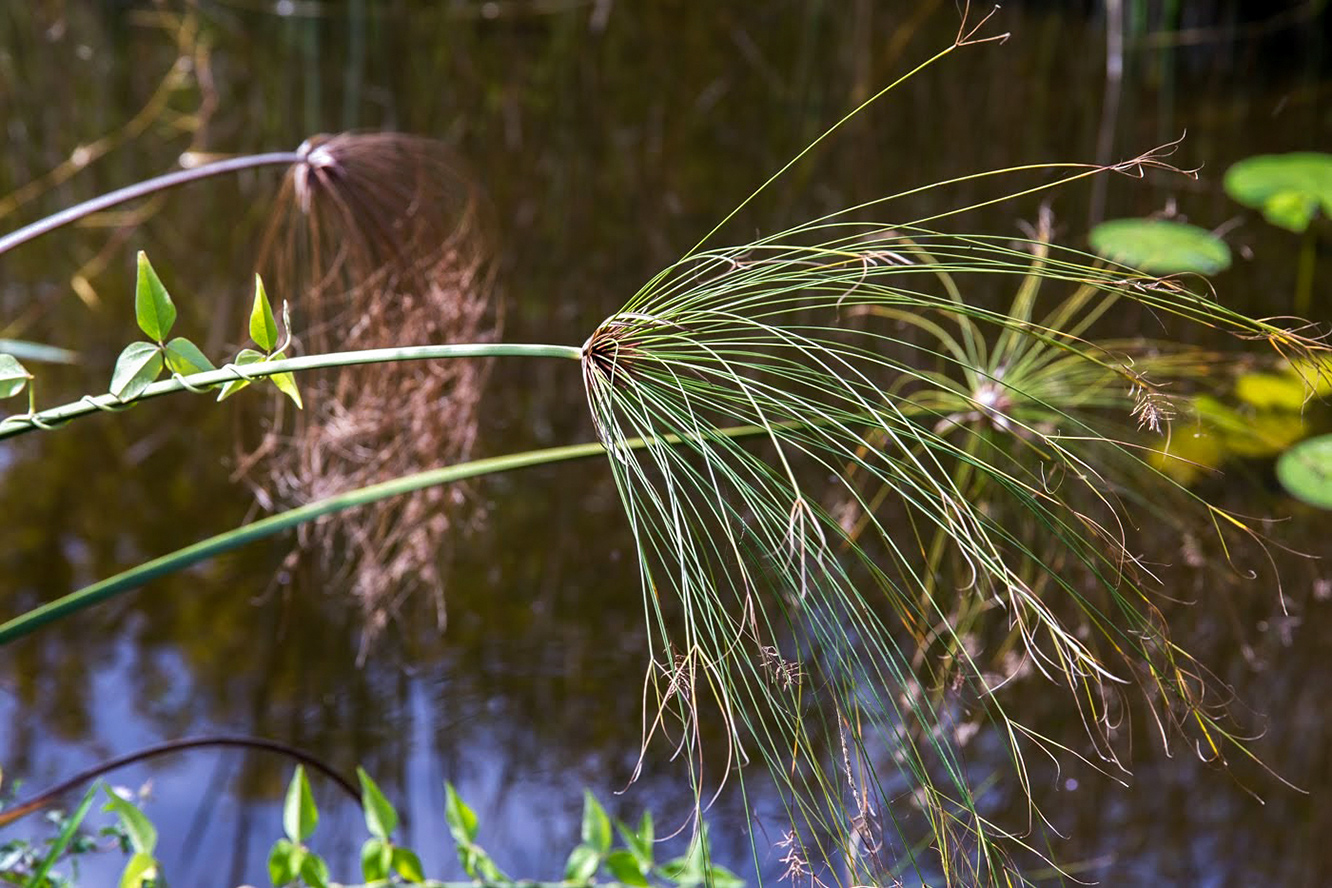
[0,735,361,827]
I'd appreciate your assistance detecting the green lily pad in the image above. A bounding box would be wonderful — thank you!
[1224,152,1332,233]
[1276,433,1332,510]
[1089,218,1231,275]
[1234,372,1307,411]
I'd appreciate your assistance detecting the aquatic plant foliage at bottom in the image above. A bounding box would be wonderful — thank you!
[580,219,1326,886]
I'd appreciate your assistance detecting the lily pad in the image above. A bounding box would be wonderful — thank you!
[1276,433,1332,510]
[1224,152,1332,233]
[1234,372,1307,411]
[1089,218,1231,275]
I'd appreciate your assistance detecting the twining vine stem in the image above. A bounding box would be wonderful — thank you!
[0,342,583,441]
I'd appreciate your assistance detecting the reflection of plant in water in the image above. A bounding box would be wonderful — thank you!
[255,133,502,642]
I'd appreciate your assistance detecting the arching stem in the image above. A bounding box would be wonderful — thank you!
[0,152,302,256]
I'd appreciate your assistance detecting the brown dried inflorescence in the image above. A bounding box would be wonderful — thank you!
[248,133,500,641]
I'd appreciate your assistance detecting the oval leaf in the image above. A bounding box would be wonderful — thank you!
[564,844,601,884]
[0,354,32,399]
[299,851,330,888]
[216,348,266,401]
[135,251,177,341]
[273,373,303,407]
[250,274,278,352]
[617,811,653,867]
[1224,152,1332,233]
[356,767,398,839]
[268,838,300,887]
[1277,433,1332,510]
[581,790,612,854]
[283,765,318,844]
[164,337,217,376]
[268,351,304,409]
[444,783,478,845]
[1090,218,1231,275]
[391,846,426,884]
[360,837,391,882]
[117,850,158,888]
[109,342,164,401]
[606,849,649,887]
[102,788,157,855]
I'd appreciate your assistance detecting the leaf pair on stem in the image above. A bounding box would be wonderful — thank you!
[108,252,301,408]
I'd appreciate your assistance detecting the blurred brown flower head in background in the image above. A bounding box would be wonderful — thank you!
[248,132,501,642]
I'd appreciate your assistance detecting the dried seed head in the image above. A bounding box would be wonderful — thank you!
[249,132,502,641]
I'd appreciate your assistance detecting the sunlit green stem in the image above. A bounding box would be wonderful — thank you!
[0,342,582,441]
[0,424,772,646]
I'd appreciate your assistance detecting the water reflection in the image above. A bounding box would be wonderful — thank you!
[1,2,1329,886]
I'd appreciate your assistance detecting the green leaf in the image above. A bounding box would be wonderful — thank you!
[1225,152,1332,233]
[360,837,392,882]
[391,846,426,884]
[299,851,329,888]
[1234,372,1307,411]
[164,337,217,376]
[356,768,399,840]
[564,844,601,884]
[657,856,697,886]
[658,824,715,888]
[580,790,612,854]
[26,782,98,888]
[109,341,164,400]
[250,274,279,352]
[117,850,158,888]
[1277,433,1332,510]
[617,811,653,868]
[0,354,32,399]
[268,351,303,409]
[216,348,266,401]
[268,838,301,886]
[473,849,507,883]
[707,865,746,888]
[443,783,478,845]
[606,849,650,887]
[102,788,157,855]
[282,766,318,844]
[1089,218,1231,275]
[1261,190,1317,232]
[135,251,177,341]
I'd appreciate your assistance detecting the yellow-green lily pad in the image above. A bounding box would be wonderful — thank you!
[1234,372,1308,411]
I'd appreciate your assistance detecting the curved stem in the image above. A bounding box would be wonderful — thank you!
[0,424,774,646]
[0,152,303,256]
[0,342,583,441]
[0,736,361,828]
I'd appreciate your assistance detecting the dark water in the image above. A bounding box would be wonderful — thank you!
[1,2,1330,886]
